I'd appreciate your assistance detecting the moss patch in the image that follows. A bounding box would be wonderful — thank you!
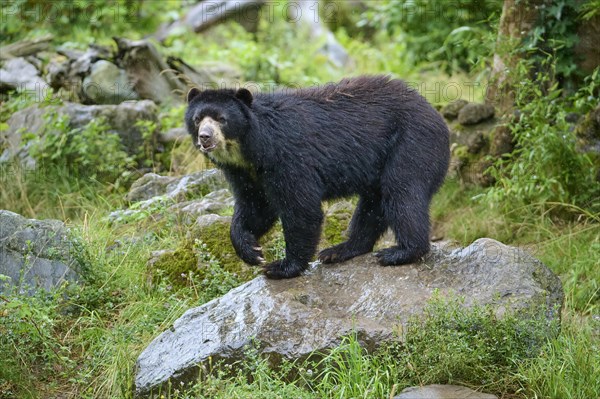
[196,218,259,281]
[148,241,198,287]
[322,201,354,247]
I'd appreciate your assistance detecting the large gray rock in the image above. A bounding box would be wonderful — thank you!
[0,210,79,295]
[0,100,158,166]
[0,57,48,93]
[125,170,226,203]
[108,170,229,224]
[82,60,139,104]
[134,238,563,396]
[458,103,495,125]
[394,384,497,399]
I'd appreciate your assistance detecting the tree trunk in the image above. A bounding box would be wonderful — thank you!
[485,0,544,116]
[485,0,545,159]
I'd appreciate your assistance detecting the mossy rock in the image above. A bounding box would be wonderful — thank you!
[148,215,259,287]
[451,145,494,186]
[148,242,198,287]
[195,215,258,281]
[575,105,600,141]
[322,201,354,247]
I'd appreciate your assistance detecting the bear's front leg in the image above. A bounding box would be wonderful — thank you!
[230,200,277,266]
[262,194,323,279]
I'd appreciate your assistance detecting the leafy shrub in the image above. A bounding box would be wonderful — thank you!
[522,0,588,84]
[27,113,135,184]
[486,63,599,214]
[359,0,502,72]
[0,0,173,44]
[396,294,555,393]
[306,293,555,398]
[0,289,74,396]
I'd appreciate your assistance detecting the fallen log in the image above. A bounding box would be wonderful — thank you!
[0,35,53,61]
[114,37,188,103]
[155,0,264,41]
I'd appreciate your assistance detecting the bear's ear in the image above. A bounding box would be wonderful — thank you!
[187,87,201,103]
[235,88,253,107]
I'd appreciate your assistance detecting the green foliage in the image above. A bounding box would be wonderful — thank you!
[27,113,135,184]
[134,119,159,169]
[359,0,502,73]
[308,333,400,398]
[0,0,174,44]
[0,288,74,397]
[486,64,599,214]
[516,317,600,399]
[395,294,554,393]
[522,0,584,83]
[163,10,338,85]
[581,0,600,19]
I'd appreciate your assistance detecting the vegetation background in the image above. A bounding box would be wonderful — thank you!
[0,0,598,398]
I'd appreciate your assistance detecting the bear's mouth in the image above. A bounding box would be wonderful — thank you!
[199,143,217,152]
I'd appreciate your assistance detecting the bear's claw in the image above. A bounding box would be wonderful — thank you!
[318,242,371,264]
[262,259,305,279]
[375,246,426,266]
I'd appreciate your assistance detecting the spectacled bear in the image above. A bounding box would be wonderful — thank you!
[185,75,450,279]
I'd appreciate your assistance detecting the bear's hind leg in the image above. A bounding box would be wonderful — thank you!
[319,193,386,264]
[376,157,431,265]
[376,189,430,265]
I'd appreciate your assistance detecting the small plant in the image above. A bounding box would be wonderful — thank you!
[27,113,135,184]
[396,293,555,393]
[0,288,74,395]
[134,119,159,169]
[486,63,599,215]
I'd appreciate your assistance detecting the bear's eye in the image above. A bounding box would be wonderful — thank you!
[218,116,227,124]
[194,116,201,126]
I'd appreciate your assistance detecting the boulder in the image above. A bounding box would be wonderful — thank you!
[171,189,235,223]
[109,170,229,224]
[134,238,563,396]
[394,384,497,399]
[458,103,495,125]
[82,60,139,104]
[441,99,469,120]
[0,210,79,295]
[0,57,48,93]
[125,170,226,203]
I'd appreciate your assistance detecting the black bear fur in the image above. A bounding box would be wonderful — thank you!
[185,75,450,279]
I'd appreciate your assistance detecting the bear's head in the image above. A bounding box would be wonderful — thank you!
[185,87,253,167]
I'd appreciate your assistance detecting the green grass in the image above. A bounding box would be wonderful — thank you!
[1,2,599,395]
[3,177,598,398]
[516,314,600,399]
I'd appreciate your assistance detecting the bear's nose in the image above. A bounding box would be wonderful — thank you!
[198,126,214,141]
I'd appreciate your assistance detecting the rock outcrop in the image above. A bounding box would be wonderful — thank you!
[134,238,563,396]
[109,170,230,224]
[0,210,80,295]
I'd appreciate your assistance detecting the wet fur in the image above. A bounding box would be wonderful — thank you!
[185,76,450,279]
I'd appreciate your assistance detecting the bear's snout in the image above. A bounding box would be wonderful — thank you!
[197,125,217,151]
[198,126,214,141]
